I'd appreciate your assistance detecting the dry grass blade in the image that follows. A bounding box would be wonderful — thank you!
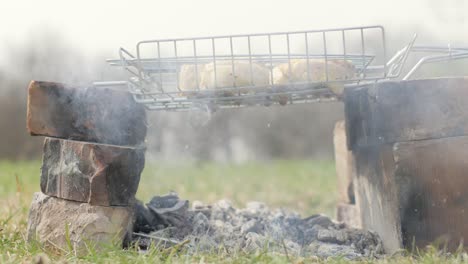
[132,232,182,247]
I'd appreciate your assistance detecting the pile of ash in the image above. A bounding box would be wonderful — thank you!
[132,192,383,260]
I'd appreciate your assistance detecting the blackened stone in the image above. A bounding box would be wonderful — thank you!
[27,80,147,146]
[41,137,145,206]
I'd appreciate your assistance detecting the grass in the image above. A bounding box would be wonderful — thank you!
[138,160,337,217]
[0,159,466,263]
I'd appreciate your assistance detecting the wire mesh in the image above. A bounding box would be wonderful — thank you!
[105,25,388,111]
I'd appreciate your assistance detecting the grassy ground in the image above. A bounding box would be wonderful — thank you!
[0,160,466,263]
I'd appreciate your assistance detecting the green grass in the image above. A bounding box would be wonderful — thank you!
[138,160,337,217]
[0,159,466,263]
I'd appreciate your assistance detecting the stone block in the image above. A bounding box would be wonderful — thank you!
[27,192,133,253]
[353,145,403,253]
[41,137,145,206]
[333,120,356,204]
[336,203,361,228]
[27,80,147,146]
[344,77,468,150]
[353,136,468,252]
[394,136,468,250]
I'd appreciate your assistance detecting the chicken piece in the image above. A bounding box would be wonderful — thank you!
[199,61,270,95]
[272,59,356,95]
[179,64,203,95]
[178,61,270,97]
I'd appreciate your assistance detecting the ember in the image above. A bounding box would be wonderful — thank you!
[132,193,383,260]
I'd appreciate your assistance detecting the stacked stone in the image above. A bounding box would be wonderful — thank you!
[333,120,360,229]
[26,81,147,253]
[343,77,468,253]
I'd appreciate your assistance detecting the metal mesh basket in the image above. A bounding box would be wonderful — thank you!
[97,25,468,111]
[104,26,387,110]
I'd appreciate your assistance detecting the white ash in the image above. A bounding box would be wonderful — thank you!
[133,193,383,260]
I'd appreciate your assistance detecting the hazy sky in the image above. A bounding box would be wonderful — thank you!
[2,0,467,56]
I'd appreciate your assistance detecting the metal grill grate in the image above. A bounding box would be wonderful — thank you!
[95,25,468,111]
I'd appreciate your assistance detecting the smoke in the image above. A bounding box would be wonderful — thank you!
[1,1,468,161]
[145,103,344,163]
[2,1,467,55]
[0,30,124,159]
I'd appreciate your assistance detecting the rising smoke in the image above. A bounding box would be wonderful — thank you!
[1,1,467,160]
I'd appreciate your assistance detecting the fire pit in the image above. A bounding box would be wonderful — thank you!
[25,24,468,257]
[132,193,383,260]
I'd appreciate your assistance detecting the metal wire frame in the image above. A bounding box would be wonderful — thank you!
[96,25,468,111]
[402,46,468,80]
[102,25,387,111]
[136,25,385,86]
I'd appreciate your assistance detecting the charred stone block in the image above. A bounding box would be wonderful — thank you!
[345,77,468,252]
[336,203,360,229]
[353,136,468,253]
[394,136,468,251]
[333,120,356,204]
[41,137,145,206]
[345,77,468,150]
[353,145,403,253]
[27,192,133,254]
[27,80,147,146]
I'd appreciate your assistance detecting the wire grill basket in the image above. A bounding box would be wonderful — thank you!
[96,25,468,111]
